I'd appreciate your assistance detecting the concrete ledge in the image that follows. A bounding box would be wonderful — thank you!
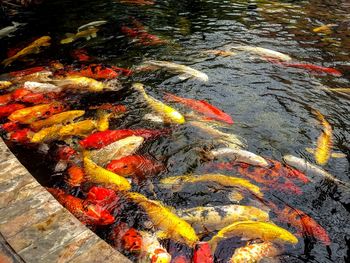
[0,139,131,263]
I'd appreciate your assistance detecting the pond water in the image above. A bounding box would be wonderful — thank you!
[0,0,349,262]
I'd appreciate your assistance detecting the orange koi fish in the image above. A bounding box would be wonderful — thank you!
[9,128,32,143]
[8,103,65,124]
[1,121,20,132]
[106,155,164,181]
[0,93,13,105]
[86,186,120,213]
[56,145,77,161]
[66,165,85,187]
[164,93,234,124]
[0,103,25,118]
[193,242,213,263]
[110,222,143,253]
[71,48,91,62]
[9,66,46,77]
[47,188,115,225]
[68,64,119,79]
[274,205,331,245]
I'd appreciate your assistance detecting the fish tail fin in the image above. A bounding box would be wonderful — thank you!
[311,109,326,124]
[163,92,181,102]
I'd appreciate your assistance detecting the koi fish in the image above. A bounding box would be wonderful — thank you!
[89,103,127,114]
[0,93,13,105]
[9,66,46,78]
[56,145,77,161]
[80,128,168,149]
[227,45,292,61]
[190,121,246,149]
[60,27,99,44]
[138,231,171,263]
[9,128,32,143]
[53,76,107,92]
[305,147,346,158]
[229,242,280,263]
[30,125,63,143]
[2,36,51,67]
[268,59,342,76]
[0,22,25,39]
[193,242,213,263]
[127,192,199,247]
[66,165,85,187]
[8,103,65,124]
[71,48,91,62]
[139,61,208,82]
[159,174,263,198]
[110,223,143,253]
[15,91,58,105]
[30,110,85,131]
[23,81,62,93]
[83,156,131,191]
[313,24,337,34]
[133,83,185,124]
[1,121,20,132]
[208,221,298,252]
[86,186,120,213]
[96,110,111,132]
[68,64,119,80]
[11,70,53,84]
[0,81,12,90]
[275,206,331,245]
[78,20,107,31]
[312,110,332,165]
[164,93,233,124]
[58,119,97,138]
[47,188,115,225]
[176,205,269,235]
[283,155,349,187]
[106,155,164,181]
[89,135,144,166]
[208,147,269,167]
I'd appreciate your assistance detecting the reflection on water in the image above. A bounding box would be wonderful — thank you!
[0,0,349,262]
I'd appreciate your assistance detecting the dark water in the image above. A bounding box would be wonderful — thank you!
[0,0,350,262]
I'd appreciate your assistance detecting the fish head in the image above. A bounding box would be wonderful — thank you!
[193,242,214,263]
[151,248,172,263]
[121,228,143,252]
[84,203,115,225]
[86,186,119,211]
[34,36,51,46]
[106,155,140,176]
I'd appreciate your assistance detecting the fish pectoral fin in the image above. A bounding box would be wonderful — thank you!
[178,73,192,80]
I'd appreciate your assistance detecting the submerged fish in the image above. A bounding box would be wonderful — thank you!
[106,155,164,181]
[66,165,85,187]
[164,93,233,124]
[8,103,64,124]
[159,174,263,197]
[58,119,97,138]
[53,76,107,92]
[193,242,213,263]
[133,83,185,124]
[305,147,346,158]
[176,205,269,235]
[60,27,99,44]
[110,222,142,253]
[127,192,199,247]
[2,36,51,67]
[228,45,292,61]
[30,110,85,131]
[312,110,332,165]
[90,135,144,166]
[86,186,120,213]
[84,155,131,191]
[139,60,209,82]
[0,81,12,90]
[80,128,168,149]
[190,121,246,149]
[138,231,171,263]
[68,64,119,80]
[230,242,280,263]
[209,220,298,252]
[96,110,111,132]
[0,22,25,39]
[283,155,349,187]
[208,147,269,167]
[9,66,47,78]
[78,20,107,31]
[30,125,63,143]
[23,81,62,93]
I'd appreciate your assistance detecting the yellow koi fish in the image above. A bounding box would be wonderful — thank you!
[133,83,185,124]
[60,27,99,44]
[58,119,97,138]
[230,242,280,263]
[305,147,346,159]
[127,192,199,247]
[2,36,51,67]
[312,110,332,165]
[83,156,131,191]
[159,174,263,198]
[176,205,269,235]
[209,221,298,252]
[30,110,85,131]
[0,81,12,89]
[96,110,111,131]
[30,125,62,143]
[313,24,337,34]
[54,76,106,92]
[8,103,64,124]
